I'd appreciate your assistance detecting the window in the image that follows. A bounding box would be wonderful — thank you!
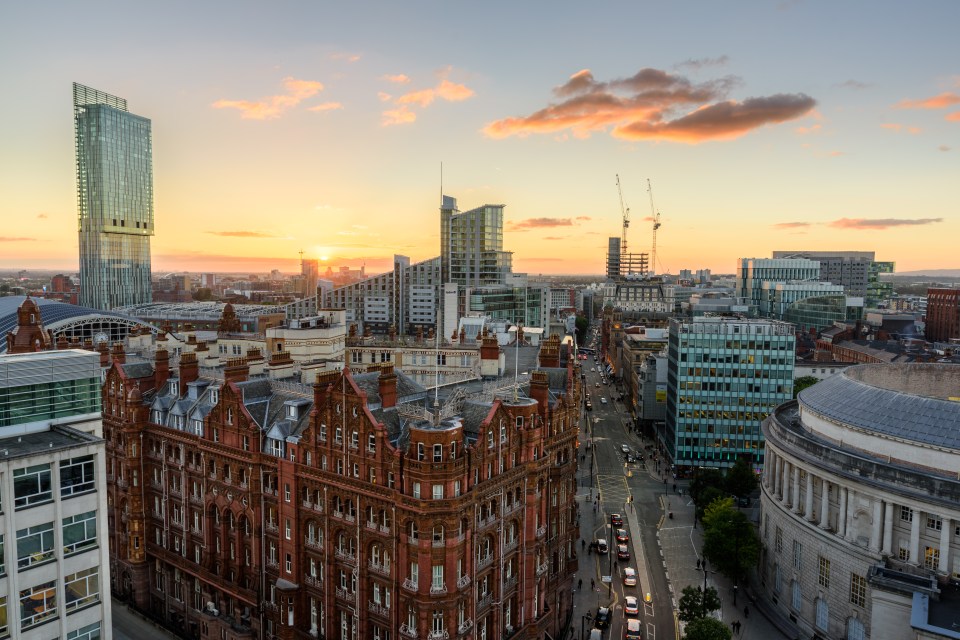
[14,464,52,509]
[0,535,4,575]
[432,565,444,590]
[285,519,291,540]
[335,427,342,444]
[849,574,866,607]
[793,540,802,570]
[409,562,419,584]
[774,564,782,593]
[65,566,100,611]
[924,546,940,570]
[775,526,783,553]
[63,511,97,555]
[286,554,293,573]
[17,522,55,568]
[454,480,461,497]
[791,580,802,611]
[815,598,829,631]
[818,556,830,588]
[432,484,443,500]
[368,434,376,453]
[927,516,942,531]
[434,444,443,463]
[413,483,421,499]
[19,580,56,629]
[847,617,865,640]
[60,455,96,497]
[900,506,913,522]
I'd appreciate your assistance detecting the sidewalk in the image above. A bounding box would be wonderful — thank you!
[651,470,797,640]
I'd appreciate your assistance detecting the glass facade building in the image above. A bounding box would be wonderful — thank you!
[440,196,512,288]
[664,317,795,473]
[74,83,154,310]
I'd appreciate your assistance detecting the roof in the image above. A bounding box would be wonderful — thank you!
[799,363,960,450]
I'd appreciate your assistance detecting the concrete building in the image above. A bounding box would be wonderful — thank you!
[761,364,960,640]
[924,288,960,343]
[1,304,113,640]
[602,281,675,314]
[772,251,895,307]
[663,316,795,473]
[737,258,821,312]
[74,83,153,310]
[635,353,667,436]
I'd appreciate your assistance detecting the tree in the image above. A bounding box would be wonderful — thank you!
[695,486,725,520]
[793,375,820,398]
[724,457,758,500]
[677,585,721,623]
[702,497,760,583]
[575,315,589,344]
[684,617,732,640]
[689,468,724,506]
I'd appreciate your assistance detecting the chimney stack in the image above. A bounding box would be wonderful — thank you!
[224,357,249,384]
[97,342,110,367]
[378,364,398,408]
[155,348,170,389]
[111,342,126,365]
[179,352,199,394]
[530,370,550,416]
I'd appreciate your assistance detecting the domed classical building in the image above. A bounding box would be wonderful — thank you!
[760,364,960,640]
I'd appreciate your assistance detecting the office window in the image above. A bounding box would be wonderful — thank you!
[849,574,866,607]
[818,556,830,588]
[434,444,443,462]
[413,483,421,499]
[927,516,942,531]
[847,618,865,640]
[60,455,96,497]
[65,567,100,611]
[924,546,940,570]
[14,464,52,509]
[19,581,56,629]
[791,580,802,611]
[63,511,97,555]
[17,522,55,568]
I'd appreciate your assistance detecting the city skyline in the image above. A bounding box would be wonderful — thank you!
[2,1,958,276]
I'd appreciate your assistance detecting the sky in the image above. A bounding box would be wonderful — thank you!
[1,1,958,277]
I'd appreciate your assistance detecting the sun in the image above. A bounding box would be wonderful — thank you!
[320,255,329,261]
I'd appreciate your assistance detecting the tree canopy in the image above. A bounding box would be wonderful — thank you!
[793,375,820,398]
[725,457,758,499]
[677,585,722,623]
[684,617,733,640]
[701,497,760,582]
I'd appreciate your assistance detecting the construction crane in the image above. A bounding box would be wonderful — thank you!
[616,173,630,256]
[647,178,662,275]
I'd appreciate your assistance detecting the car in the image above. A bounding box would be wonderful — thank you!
[620,444,631,454]
[622,567,637,586]
[588,629,603,640]
[624,618,643,640]
[601,397,608,404]
[615,528,629,544]
[591,367,595,372]
[594,607,611,629]
[596,382,601,388]
[596,538,608,554]
[738,495,751,507]
[624,595,639,616]
[586,402,593,411]
[610,513,623,526]
[617,544,630,560]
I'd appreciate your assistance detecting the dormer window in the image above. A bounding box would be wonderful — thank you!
[288,405,297,419]
[210,389,219,405]
[170,382,179,396]
[227,408,233,424]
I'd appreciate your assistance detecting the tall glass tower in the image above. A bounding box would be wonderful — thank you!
[74,82,154,310]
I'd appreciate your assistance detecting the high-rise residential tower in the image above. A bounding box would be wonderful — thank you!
[73,83,154,310]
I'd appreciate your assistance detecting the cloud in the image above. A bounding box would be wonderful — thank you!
[331,52,361,63]
[828,150,845,157]
[827,217,943,230]
[382,106,416,126]
[37,213,48,219]
[307,102,343,112]
[880,122,922,134]
[382,72,475,126]
[543,236,566,240]
[795,123,821,135]
[772,221,811,229]
[675,56,729,71]
[212,77,326,120]
[483,67,815,143]
[895,92,960,110]
[377,92,392,102]
[206,231,277,238]
[576,216,592,221]
[383,74,411,84]
[837,80,870,90]
[508,218,576,231]
[0,236,36,241]
[946,112,960,122]
[939,145,952,152]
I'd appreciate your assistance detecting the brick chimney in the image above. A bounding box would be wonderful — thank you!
[179,351,199,394]
[224,357,249,384]
[378,364,398,408]
[313,369,340,410]
[155,348,170,389]
[530,370,550,415]
[98,342,110,367]
[538,335,560,368]
[111,342,126,365]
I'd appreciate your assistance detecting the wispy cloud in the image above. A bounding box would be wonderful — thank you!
[212,77,326,120]
[946,112,960,122]
[880,122,922,134]
[377,92,392,102]
[543,236,566,241]
[827,217,942,230]
[895,92,960,110]
[381,69,475,127]
[206,231,277,238]
[837,79,871,90]
[575,216,592,221]
[675,56,729,71]
[939,145,952,152]
[0,236,36,242]
[484,67,815,143]
[307,102,343,112]
[383,74,411,84]
[795,123,821,135]
[37,213,48,219]
[772,221,811,229]
[330,52,361,63]
[508,217,577,231]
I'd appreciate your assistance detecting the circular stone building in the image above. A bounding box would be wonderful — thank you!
[760,364,960,640]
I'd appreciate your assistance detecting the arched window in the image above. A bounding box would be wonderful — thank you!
[409,521,418,540]
[791,580,802,611]
[815,598,829,631]
[433,524,444,544]
[847,618,864,640]
[774,564,782,593]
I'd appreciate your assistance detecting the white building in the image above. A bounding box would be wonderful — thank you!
[0,349,112,640]
[761,364,960,640]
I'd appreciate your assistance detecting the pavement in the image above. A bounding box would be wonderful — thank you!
[569,361,795,640]
[112,598,182,640]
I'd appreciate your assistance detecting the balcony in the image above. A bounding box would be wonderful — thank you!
[335,587,353,602]
[536,562,548,576]
[477,555,493,571]
[189,494,204,506]
[503,501,522,516]
[304,575,322,589]
[368,601,390,618]
[456,574,471,590]
[169,486,183,498]
[302,500,313,510]
[399,624,418,639]
[429,583,447,595]
[334,549,356,563]
[457,620,473,636]
[453,532,466,544]
[366,520,379,531]
[503,576,518,592]
[428,631,450,640]
[369,561,391,577]
[263,601,278,613]
[265,521,279,533]
[402,578,418,592]
[477,594,492,612]
[536,525,546,538]
[379,525,390,535]
[344,513,356,523]
[503,538,519,553]
[305,538,323,551]
[332,510,344,520]
[477,516,497,531]
[432,538,445,548]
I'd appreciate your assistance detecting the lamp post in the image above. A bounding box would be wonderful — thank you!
[581,612,594,640]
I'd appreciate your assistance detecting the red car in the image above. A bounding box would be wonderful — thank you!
[610,513,623,526]
[617,544,631,560]
[615,528,629,544]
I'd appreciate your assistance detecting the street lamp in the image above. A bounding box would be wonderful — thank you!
[581,612,594,640]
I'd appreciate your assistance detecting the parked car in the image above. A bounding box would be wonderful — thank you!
[601,397,608,404]
[617,544,631,560]
[595,607,611,629]
[624,595,639,616]
[622,567,637,586]
[586,402,593,411]
[596,538,608,554]
[620,444,631,454]
[610,513,623,526]
[624,618,643,640]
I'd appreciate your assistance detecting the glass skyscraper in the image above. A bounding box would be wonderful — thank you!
[73,82,154,310]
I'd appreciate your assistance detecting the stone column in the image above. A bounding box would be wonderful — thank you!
[805,472,815,521]
[766,451,776,489]
[819,479,831,529]
[882,502,894,555]
[909,508,922,564]
[781,461,791,506]
[792,466,802,514]
[938,517,951,574]
[838,488,848,538]
[773,454,782,498]
[871,500,883,552]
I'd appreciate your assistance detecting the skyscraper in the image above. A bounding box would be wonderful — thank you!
[73,83,154,310]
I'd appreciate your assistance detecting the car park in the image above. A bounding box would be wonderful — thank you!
[617,544,631,560]
[624,618,643,640]
[610,513,623,526]
[615,528,629,543]
[624,595,639,616]
[595,607,611,629]
[622,567,637,586]
[596,538,608,554]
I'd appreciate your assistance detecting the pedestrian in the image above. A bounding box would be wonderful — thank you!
[582,539,586,550]
[578,578,583,590]
[736,620,742,634]
[696,558,701,570]
[744,605,750,619]
[591,578,595,590]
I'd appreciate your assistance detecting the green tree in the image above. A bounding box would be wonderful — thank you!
[724,457,758,500]
[689,468,725,506]
[793,375,820,398]
[575,315,589,344]
[695,486,725,520]
[684,617,733,640]
[677,585,722,623]
[702,497,760,583]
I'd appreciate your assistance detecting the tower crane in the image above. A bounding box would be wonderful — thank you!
[647,179,662,275]
[616,173,630,256]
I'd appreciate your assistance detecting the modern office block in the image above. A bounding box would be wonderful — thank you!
[74,83,154,310]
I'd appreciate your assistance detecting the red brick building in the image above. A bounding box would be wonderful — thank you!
[925,288,960,342]
[103,340,581,640]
